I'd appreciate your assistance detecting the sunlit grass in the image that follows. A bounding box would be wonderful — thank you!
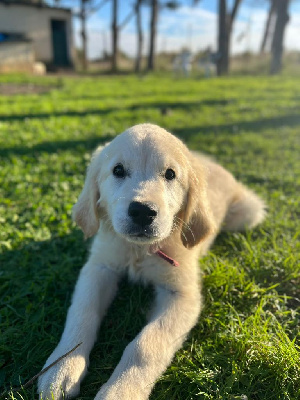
[0,73,299,400]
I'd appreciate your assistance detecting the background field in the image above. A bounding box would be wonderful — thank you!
[0,73,299,400]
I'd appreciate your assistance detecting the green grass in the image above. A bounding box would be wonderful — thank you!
[0,73,299,400]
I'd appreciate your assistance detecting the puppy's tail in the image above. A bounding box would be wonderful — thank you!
[222,184,266,232]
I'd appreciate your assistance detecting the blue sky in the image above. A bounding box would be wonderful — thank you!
[59,0,300,59]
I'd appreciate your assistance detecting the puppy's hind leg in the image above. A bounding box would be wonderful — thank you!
[222,183,266,232]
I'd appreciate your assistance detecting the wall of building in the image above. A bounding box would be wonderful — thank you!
[0,41,34,72]
[0,3,74,65]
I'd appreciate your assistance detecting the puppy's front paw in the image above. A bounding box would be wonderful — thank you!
[94,381,149,400]
[38,348,87,400]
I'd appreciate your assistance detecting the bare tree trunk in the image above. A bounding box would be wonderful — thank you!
[217,0,229,75]
[147,0,158,71]
[217,0,242,76]
[80,0,88,71]
[135,0,143,73]
[260,0,276,54]
[111,0,118,71]
[270,0,290,74]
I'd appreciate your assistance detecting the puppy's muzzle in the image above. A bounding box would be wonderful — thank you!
[128,201,157,227]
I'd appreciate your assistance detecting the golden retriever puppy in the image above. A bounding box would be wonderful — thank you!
[38,123,266,400]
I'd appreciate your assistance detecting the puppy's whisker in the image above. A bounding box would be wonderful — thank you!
[180,228,188,243]
[174,216,196,243]
[174,216,193,233]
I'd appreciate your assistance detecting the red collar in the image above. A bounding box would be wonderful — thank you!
[156,249,179,267]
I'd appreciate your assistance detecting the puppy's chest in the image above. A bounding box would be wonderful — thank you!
[127,249,152,282]
[94,231,173,286]
[123,248,170,286]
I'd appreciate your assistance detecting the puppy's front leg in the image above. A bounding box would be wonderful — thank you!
[38,262,120,400]
[96,284,201,400]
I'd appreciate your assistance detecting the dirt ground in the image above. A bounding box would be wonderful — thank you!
[0,83,53,95]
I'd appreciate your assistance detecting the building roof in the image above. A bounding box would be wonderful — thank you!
[0,0,71,13]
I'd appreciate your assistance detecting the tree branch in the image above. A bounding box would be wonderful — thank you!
[118,7,136,30]
[87,0,110,16]
[229,0,242,30]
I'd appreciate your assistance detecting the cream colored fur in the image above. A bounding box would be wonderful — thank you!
[38,124,266,400]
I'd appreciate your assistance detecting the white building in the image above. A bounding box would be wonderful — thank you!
[0,0,74,70]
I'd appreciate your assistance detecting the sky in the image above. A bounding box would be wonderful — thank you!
[61,0,300,60]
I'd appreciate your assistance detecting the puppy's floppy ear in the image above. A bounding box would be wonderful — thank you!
[181,164,215,248]
[72,148,102,238]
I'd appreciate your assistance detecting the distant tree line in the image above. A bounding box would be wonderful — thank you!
[216,0,291,75]
[56,0,292,75]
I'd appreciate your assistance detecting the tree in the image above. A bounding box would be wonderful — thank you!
[75,0,110,71]
[80,0,88,71]
[217,0,242,76]
[260,0,277,54]
[270,0,290,74]
[146,1,180,71]
[135,0,143,72]
[111,0,118,71]
[147,0,159,71]
[116,2,142,72]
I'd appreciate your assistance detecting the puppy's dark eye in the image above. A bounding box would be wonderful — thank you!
[165,168,176,181]
[113,164,126,178]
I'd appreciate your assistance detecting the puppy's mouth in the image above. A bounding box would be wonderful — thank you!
[125,226,159,244]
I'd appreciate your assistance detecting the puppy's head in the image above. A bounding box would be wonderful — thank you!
[73,124,213,248]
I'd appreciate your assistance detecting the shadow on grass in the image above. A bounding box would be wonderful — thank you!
[1,112,300,160]
[0,231,86,390]
[0,135,114,159]
[0,107,117,122]
[173,113,300,139]
[129,98,235,110]
[0,231,152,397]
[0,92,298,128]
[1,228,298,399]
[0,99,232,123]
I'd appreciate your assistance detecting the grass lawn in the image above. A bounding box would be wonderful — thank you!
[0,73,299,400]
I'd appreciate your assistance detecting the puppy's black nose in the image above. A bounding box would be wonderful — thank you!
[128,202,157,226]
